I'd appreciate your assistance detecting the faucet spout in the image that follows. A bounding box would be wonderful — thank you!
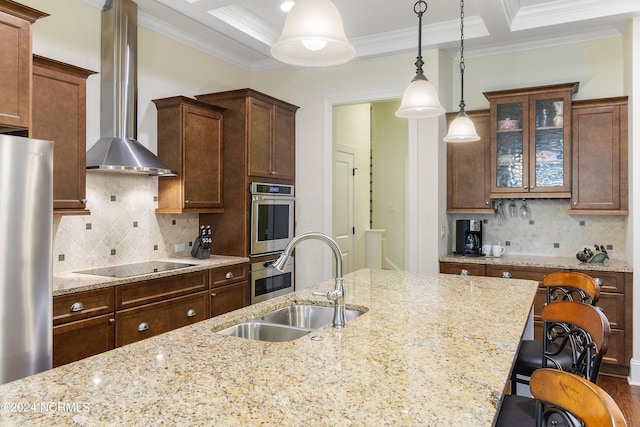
[272,232,346,328]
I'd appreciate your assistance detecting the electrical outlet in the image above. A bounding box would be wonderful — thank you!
[440,225,446,239]
[175,243,186,253]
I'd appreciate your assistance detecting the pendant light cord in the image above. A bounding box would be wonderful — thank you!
[458,0,466,113]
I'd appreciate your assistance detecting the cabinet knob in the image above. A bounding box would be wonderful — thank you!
[270,171,278,175]
[523,186,528,190]
[187,309,197,318]
[211,293,217,297]
[485,201,490,205]
[460,269,469,276]
[108,318,115,324]
[138,322,149,332]
[81,199,87,205]
[501,272,512,279]
[530,186,535,190]
[185,200,191,205]
[573,201,577,206]
[70,302,84,312]
[225,272,234,279]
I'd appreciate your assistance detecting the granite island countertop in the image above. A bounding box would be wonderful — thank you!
[52,255,249,296]
[439,254,632,273]
[0,269,538,426]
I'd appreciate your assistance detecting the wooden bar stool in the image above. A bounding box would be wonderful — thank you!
[496,301,611,426]
[511,271,601,394]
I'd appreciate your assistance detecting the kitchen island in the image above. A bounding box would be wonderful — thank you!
[0,269,538,426]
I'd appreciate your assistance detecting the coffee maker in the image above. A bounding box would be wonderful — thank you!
[455,219,483,256]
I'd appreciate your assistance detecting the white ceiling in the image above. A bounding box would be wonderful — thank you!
[85,0,640,71]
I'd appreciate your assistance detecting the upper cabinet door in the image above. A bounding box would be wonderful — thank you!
[247,97,274,179]
[528,91,572,194]
[570,97,628,214]
[485,82,578,199]
[32,56,96,215]
[446,109,492,213]
[491,95,528,194]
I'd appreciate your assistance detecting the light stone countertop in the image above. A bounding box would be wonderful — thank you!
[0,269,538,426]
[439,254,632,273]
[52,255,249,296]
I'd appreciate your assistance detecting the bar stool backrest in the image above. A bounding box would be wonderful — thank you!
[530,368,627,427]
[542,271,600,306]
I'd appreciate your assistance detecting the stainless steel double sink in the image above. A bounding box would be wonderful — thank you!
[217,304,365,342]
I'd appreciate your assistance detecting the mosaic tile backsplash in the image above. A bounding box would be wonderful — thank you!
[448,198,626,259]
[53,174,199,274]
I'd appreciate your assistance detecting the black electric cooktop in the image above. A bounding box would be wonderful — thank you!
[75,261,196,278]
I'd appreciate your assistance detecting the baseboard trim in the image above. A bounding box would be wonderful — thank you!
[629,358,640,385]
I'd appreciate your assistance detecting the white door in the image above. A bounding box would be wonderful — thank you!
[333,146,355,274]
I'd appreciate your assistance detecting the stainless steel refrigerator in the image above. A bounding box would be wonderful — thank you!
[0,134,53,385]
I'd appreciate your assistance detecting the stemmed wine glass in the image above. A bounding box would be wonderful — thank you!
[519,200,531,218]
[508,199,517,218]
[496,201,507,224]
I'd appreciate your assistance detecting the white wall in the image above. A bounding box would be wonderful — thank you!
[371,100,407,270]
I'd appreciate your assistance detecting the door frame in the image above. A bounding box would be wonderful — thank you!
[324,89,418,273]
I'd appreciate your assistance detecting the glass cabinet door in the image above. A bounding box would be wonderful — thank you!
[494,98,526,191]
[531,96,568,191]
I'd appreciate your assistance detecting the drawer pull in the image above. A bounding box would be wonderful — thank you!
[138,322,149,332]
[211,293,217,297]
[187,309,197,318]
[225,272,234,279]
[108,318,115,324]
[70,302,84,312]
[459,269,469,276]
[501,272,512,279]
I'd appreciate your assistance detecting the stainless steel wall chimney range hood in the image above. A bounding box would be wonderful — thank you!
[86,0,175,176]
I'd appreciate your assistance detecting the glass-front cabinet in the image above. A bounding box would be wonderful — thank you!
[485,83,578,198]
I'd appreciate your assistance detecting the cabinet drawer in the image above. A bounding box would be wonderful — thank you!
[116,270,208,310]
[53,288,115,326]
[211,263,249,288]
[439,262,485,276]
[601,328,626,368]
[210,281,249,317]
[572,270,625,293]
[53,313,115,367]
[485,265,562,281]
[116,291,208,347]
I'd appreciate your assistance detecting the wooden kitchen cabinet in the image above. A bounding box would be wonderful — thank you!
[570,97,628,215]
[210,263,249,317]
[0,1,47,130]
[153,96,225,214]
[31,55,96,215]
[196,88,298,183]
[439,261,486,276]
[116,291,208,347]
[484,83,578,199]
[53,288,115,367]
[446,109,492,213]
[115,270,209,346]
[195,89,299,257]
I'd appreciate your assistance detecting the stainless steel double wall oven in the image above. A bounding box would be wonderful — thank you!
[249,182,295,303]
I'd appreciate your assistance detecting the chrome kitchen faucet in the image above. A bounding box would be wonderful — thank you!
[271,232,346,328]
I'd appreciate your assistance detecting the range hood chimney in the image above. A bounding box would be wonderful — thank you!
[86,0,175,176]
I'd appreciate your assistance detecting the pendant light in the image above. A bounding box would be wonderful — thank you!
[396,1,445,119]
[271,0,355,67]
[443,0,480,142]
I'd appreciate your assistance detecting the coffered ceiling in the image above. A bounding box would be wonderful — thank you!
[84,0,640,71]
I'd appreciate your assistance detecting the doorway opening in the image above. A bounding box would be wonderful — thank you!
[332,99,408,274]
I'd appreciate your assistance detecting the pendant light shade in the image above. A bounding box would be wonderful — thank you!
[396,1,445,119]
[444,0,480,142]
[443,112,480,142]
[271,0,355,67]
[396,76,445,118]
